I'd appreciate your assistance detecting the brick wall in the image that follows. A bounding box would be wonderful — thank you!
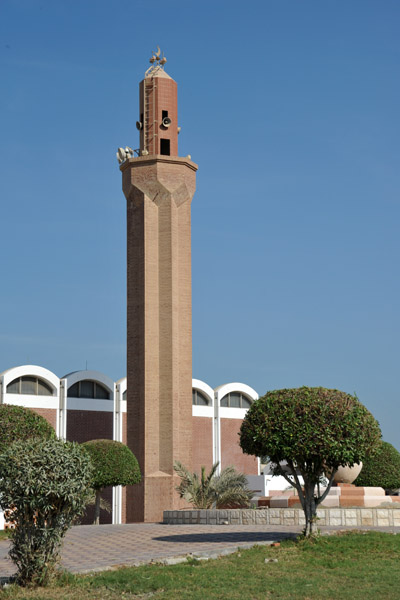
[66,410,113,443]
[220,418,258,474]
[79,486,113,525]
[31,407,57,430]
[192,416,213,474]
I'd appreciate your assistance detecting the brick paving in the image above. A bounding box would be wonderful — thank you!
[1,522,400,578]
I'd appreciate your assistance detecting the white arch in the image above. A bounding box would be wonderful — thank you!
[63,370,114,412]
[192,378,214,415]
[214,381,258,409]
[214,382,259,475]
[1,364,60,392]
[0,364,61,436]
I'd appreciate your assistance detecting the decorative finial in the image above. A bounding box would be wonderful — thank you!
[146,47,167,76]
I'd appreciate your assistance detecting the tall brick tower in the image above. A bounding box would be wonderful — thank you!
[119,50,197,522]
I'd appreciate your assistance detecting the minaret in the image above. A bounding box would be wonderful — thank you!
[119,50,197,522]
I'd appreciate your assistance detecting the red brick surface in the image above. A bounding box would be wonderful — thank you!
[79,487,113,525]
[192,416,213,474]
[123,155,197,522]
[339,497,365,507]
[139,74,178,156]
[32,408,57,430]
[66,410,113,443]
[220,418,258,474]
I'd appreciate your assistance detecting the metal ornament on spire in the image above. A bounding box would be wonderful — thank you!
[145,46,167,77]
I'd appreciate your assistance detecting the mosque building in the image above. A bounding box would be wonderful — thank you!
[0,51,259,526]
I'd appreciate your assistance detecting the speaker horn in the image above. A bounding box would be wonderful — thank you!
[162,117,172,128]
[136,121,143,130]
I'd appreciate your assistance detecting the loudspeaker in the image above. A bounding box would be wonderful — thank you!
[162,117,172,128]
[136,121,143,130]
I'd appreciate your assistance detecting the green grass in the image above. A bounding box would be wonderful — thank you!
[0,531,11,541]
[2,532,400,599]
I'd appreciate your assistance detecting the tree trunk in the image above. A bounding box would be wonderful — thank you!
[94,489,102,525]
[303,480,317,537]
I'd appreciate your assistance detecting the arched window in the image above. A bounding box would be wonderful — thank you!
[68,380,110,400]
[7,376,54,396]
[192,389,210,406]
[220,392,251,409]
[122,390,127,400]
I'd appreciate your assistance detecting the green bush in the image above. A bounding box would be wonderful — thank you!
[354,441,400,491]
[0,404,55,454]
[82,439,141,524]
[0,437,92,586]
[240,387,381,536]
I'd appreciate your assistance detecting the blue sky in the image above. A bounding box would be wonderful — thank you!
[1,1,399,448]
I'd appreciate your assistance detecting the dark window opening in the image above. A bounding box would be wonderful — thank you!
[67,380,111,400]
[162,110,168,120]
[192,389,210,406]
[220,392,251,409]
[160,138,170,156]
[7,376,54,396]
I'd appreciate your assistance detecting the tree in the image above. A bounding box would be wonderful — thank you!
[354,440,400,492]
[82,439,141,524]
[174,462,253,509]
[0,404,55,455]
[0,437,92,586]
[239,387,381,536]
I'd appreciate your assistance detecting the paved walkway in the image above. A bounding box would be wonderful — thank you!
[1,522,400,577]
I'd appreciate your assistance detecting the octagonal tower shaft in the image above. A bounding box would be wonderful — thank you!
[121,66,197,523]
[139,70,178,157]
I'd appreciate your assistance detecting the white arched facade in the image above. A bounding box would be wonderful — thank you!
[0,365,62,437]
[0,364,261,527]
[214,382,259,475]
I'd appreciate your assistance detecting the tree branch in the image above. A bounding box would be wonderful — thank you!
[315,468,337,506]
[285,460,305,508]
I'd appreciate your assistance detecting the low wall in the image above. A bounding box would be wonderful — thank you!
[163,507,400,528]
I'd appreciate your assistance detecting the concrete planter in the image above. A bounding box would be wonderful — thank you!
[333,463,363,484]
[163,507,400,528]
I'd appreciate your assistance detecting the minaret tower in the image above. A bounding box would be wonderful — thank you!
[119,50,197,522]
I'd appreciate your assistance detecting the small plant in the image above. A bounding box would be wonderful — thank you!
[0,404,55,455]
[0,437,92,586]
[82,439,141,524]
[354,440,400,492]
[174,462,253,509]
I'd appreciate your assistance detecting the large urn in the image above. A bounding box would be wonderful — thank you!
[333,462,363,484]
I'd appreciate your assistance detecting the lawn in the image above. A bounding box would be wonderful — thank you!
[1,532,400,599]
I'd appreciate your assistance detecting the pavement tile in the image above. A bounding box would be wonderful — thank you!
[1,522,399,578]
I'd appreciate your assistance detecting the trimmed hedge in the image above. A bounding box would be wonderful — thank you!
[82,439,141,489]
[354,441,400,490]
[0,404,55,454]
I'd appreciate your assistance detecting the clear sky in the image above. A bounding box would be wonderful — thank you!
[1,1,399,448]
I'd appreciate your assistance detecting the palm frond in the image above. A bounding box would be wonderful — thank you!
[174,462,252,510]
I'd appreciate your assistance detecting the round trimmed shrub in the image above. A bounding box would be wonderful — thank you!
[240,386,381,535]
[82,439,141,524]
[0,404,55,454]
[0,437,92,585]
[354,441,400,491]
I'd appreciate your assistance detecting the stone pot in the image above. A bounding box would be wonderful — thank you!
[333,462,363,484]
